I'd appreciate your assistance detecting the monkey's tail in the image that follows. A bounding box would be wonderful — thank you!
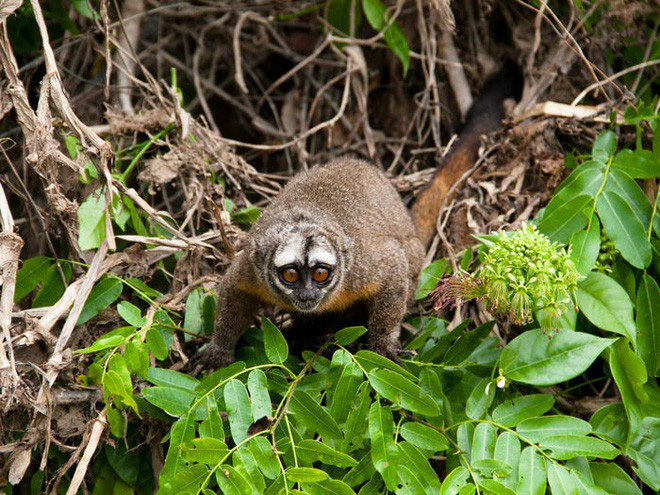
[411,63,523,248]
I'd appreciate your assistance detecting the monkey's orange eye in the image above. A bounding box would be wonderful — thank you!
[280,268,299,284]
[312,267,330,283]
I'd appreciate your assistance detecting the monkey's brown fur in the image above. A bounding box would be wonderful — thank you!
[197,68,522,370]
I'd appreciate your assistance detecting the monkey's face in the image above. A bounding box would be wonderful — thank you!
[256,228,343,312]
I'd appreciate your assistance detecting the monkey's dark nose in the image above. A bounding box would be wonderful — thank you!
[298,289,318,302]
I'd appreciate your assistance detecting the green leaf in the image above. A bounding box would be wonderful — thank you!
[368,369,439,417]
[330,359,364,423]
[368,401,399,490]
[296,439,358,467]
[444,321,495,365]
[215,464,256,495]
[231,206,261,229]
[416,259,448,300]
[181,437,228,465]
[608,339,649,435]
[539,434,619,460]
[538,194,592,243]
[592,130,617,162]
[145,367,200,391]
[195,362,246,395]
[500,329,616,386]
[471,423,496,463]
[494,432,521,490]
[569,217,601,275]
[290,390,342,441]
[605,169,652,228]
[628,416,660,491]
[492,394,555,427]
[224,379,252,444]
[183,288,204,338]
[249,436,280,480]
[546,463,580,495]
[77,277,123,325]
[589,403,628,446]
[31,262,72,308]
[479,479,515,495]
[142,386,194,417]
[341,381,371,452]
[160,413,195,484]
[286,467,329,483]
[383,22,410,76]
[247,369,272,421]
[146,326,168,360]
[516,447,546,495]
[473,459,513,478]
[14,257,51,302]
[440,466,469,495]
[75,326,132,354]
[577,272,636,344]
[117,301,145,327]
[335,326,368,345]
[354,350,417,381]
[305,479,356,495]
[162,464,208,495]
[589,462,642,495]
[636,274,660,376]
[124,340,148,377]
[612,148,660,178]
[465,377,495,420]
[399,422,449,452]
[199,402,225,440]
[262,317,289,364]
[544,161,604,218]
[78,190,107,250]
[397,442,442,494]
[517,415,592,443]
[596,190,652,269]
[326,0,362,36]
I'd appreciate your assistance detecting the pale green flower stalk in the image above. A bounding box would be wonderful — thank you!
[433,224,581,329]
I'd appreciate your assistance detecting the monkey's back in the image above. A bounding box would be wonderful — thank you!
[263,159,417,238]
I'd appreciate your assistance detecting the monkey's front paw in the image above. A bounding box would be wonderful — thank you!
[188,342,235,377]
[371,342,403,364]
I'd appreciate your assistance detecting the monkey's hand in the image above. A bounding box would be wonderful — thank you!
[189,341,236,377]
[370,340,403,364]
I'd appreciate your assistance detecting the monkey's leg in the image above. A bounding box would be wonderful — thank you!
[366,255,409,362]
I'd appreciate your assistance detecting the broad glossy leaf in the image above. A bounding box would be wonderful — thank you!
[142,386,194,417]
[77,277,123,325]
[117,300,145,327]
[290,390,342,441]
[262,317,289,364]
[335,326,368,345]
[465,377,495,420]
[612,148,660,178]
[78,190,107,250]
[32,262,72,308]
[538,194,592,243]
[478,479,515,495]
[500,329,615,386]
[75,326,132,354]
[596,190,652,269]
[516,447,546,495]
[606,169,652,227]
[195,362,246,395]
[398,442,441,494]
[472,459,513,478]
[296,439,357,467]
[146,326,168,360]
[14,256,51,301]
[440,466,469,495]
[494,432,521,490]
[539,435,619,460]
[492,394,555,427]
[416,258,448,300]
[286,467,329,482]
[181,437,228,465]
[341,381,371,452]
[160,413,195,484]
[517,415,592,443]
[216,464,256,495]
[636,274,660,376]
[577,272,636,343]
[569,217,600,275]
[544,161,604,217]
[247,369,272,421]
[589,403,628,446]
[161,464,208,495]
[368,369,439,417]
[123,340,149,378]
[547,463,580,495]
[224,379,252,444]
[471,423,496,463]
[305,479,356,495]
[330,359,363,423]
[183,288,204,338]
[592,130,617,162]
[590,462,642,495]
[399,422,449,452]
[608,339,649,436]
[368,401,399,490]
[354,350,417,380]
[249,436,280,480]
[145,367,200,391]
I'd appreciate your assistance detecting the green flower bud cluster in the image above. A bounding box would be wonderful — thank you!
[433,224,580,329]
[595,230,619,271]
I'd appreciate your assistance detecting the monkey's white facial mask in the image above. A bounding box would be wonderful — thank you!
[270,233,339,312]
